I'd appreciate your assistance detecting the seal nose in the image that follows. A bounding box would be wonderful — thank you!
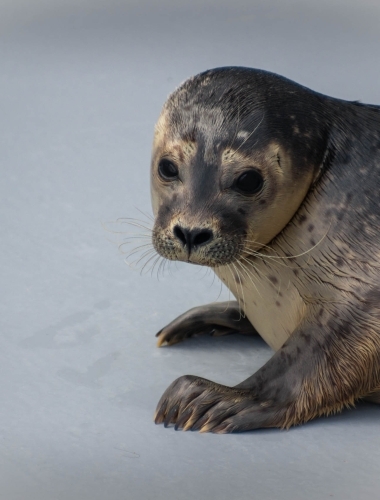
[173,225,213,252]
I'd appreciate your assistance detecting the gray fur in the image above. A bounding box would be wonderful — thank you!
[151,67,380,433]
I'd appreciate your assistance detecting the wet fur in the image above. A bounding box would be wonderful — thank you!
[151,67,380,433]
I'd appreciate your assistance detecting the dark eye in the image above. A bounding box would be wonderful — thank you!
[234,169,263,194]
[158,159,178,180]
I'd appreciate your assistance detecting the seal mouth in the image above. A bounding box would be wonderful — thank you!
[152,227,243,268]
[151,206,251,267]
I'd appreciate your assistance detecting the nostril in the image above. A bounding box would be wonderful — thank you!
[193,229,213,247]
[173,225,213,251]
[173,225,187,246]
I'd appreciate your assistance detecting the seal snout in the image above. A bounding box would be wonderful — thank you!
[173,225,213,254]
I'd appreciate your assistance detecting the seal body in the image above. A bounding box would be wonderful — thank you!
[150,67,380,433]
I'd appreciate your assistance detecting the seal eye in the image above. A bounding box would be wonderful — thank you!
[234,169,263,195]
[158,159,178,181]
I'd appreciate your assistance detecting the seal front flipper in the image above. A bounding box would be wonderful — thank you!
[156,301,257,347]
[155,311,379,432]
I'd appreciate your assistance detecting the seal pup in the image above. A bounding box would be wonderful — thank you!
[150,67,380,433]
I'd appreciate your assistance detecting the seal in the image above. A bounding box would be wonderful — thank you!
[150,67,380,433]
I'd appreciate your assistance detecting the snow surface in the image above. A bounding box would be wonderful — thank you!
[1,1,380,499]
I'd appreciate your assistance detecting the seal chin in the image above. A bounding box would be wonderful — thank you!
[184,253,238,268]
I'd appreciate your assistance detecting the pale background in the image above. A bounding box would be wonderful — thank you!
[1,1,380,499]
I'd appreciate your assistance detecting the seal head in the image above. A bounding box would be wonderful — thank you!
[151,67,330,267]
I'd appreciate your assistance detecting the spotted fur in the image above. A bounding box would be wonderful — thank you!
[150,67,380,433]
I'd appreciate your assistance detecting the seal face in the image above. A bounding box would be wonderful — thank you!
[151,68,325,267]
[149,67,380,433]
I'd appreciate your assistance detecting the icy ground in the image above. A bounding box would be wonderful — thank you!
[1,1,380,499]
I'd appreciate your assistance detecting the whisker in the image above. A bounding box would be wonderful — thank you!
[119,235,152,240]
[157,257,167,281]
[134,206,155,222]
[231,262,245,319]
[120,243,154,259]
[134,248,157,267]
[118,241,153,254]
[117,219,153,232]
[240,255,276,290]
[140,252,161,275]
[214,275,224,301]
[243,223,331,262]
[161,258,169,278]
[101,220,152,237]
[237,259,262,298]
[125,249,156,268]
[224,264,234,315]
[226,96,241,152]
[150,255,162,278]
[229,113,264,159]
[211,266,225,303]
[243,249,296,269]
